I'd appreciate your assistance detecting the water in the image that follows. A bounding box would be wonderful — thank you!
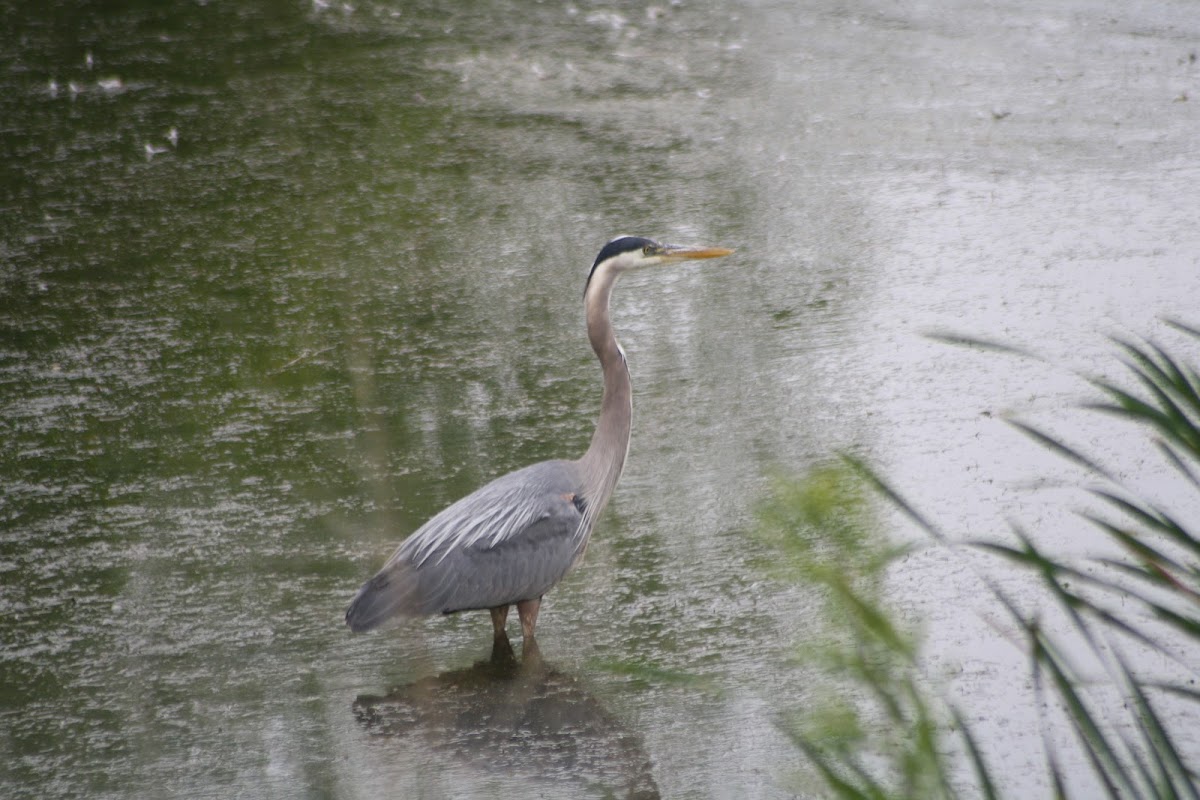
[2,0,1198,797]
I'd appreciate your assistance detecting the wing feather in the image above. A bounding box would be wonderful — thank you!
[345,460,585,631]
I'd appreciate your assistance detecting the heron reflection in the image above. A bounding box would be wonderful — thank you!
[353,641,660,800]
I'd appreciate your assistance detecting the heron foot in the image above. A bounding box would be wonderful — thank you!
[520,632,542,666]
[490,631,516,664]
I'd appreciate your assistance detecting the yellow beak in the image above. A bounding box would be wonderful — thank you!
[660,245,735,261]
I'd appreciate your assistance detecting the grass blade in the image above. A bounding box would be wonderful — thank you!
[1114,648,1200,800]
[1164,318,1200,341]
[1157,441,1200,491]
[1083,513,1196,584]
[950,705,1000,800]
[1090,490,1200,559]
[1033,634,1136,799]
[841,454,948,543]
[923,330,1042,358]
[1145,340,1200,415]
[1008,420,1116,481]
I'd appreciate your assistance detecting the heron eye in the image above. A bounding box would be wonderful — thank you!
[642,245,654,256]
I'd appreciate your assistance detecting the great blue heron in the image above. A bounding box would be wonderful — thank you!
[345,236,734,643]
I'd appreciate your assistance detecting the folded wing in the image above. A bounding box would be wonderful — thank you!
[345,460,585,632]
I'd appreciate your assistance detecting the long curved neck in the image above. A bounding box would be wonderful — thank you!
[577,266,631,515]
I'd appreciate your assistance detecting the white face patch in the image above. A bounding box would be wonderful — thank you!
[616,249,663,273]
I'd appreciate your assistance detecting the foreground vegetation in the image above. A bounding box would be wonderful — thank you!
[761,322,1200,798]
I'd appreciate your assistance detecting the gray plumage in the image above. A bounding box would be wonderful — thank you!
[346,461,586,629]
[345,236,732,638]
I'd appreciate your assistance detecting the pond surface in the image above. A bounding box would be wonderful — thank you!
[2,0,1198,798]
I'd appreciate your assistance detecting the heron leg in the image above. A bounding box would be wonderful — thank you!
[516,598,541,641]
[490,605,510,640]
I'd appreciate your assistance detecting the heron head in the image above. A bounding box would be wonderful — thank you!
[585,235,733,294]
